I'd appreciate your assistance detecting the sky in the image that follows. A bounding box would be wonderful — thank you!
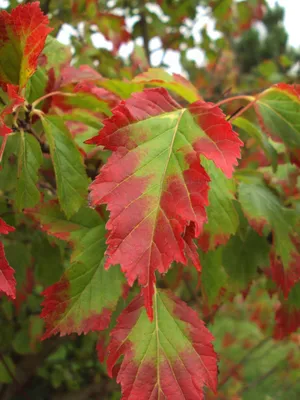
[0,0,298,74]
[57,0,300,75]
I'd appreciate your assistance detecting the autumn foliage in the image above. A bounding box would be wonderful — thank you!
[0,1,299,399]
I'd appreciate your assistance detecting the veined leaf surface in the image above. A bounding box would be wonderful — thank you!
[88,88,242,317]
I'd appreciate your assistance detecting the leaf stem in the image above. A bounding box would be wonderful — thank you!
[229,98,258,121]
[0,134,8,163]
[215,95,255,107]
[31,91,77,109]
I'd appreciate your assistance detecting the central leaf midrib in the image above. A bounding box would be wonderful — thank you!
[146,109,186,276]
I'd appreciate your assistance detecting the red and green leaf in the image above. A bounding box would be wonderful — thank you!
[255,83,300,149]
[0,2,52,88]
[133,68,202,103]
[238,180,297,268]
[87,88,242,317]
[107,289,218,400]
[28,202,125,338]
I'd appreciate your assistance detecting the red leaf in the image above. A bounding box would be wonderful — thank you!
[88,88,242,317]
[270,250,300,298]
[0,84,24,137]
[61,65,102,86]
[0,218,16,299]
[274,304,300,340]
[0,218,15,235]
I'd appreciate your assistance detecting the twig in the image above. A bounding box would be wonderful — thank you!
[31,91,77,109]
[41,0,52,14]
[139,1,151,65]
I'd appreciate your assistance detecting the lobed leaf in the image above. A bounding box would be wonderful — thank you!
[238,180,297,268]
[223,228,270,287]
[41,115,89,218]
[198,158,239,251]
[255,83,300,148]
[133,68,202,103]
[107,289,217,400]
[15,133,43,210]
[87,88,242,318]
[28,202,125,338]
[0,2,52,88]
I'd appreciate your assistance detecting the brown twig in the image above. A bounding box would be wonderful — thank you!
[139,1,151,65]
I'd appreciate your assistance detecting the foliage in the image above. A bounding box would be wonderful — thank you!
[0,1,299,399]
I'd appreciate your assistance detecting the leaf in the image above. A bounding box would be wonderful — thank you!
[0,218,15,235]
[26,200,101,241]
[0,218,16,299]
[95,13,130,54]
[0,84,24,137]
[41,234,124,339]
[133,68,202,103]
[0,2,52,87]
[60,65,102,86]
[32,235,63,286]
[274,283,300,340]
[269,241,300,298]
[43,36,72,75]
[200,247,227,306]
[107,289,217,400]
[255,83,300,148]
[223,228,270,287]
[233,117,278,171]
[198,158,239,251]
[41,115,89,218]
[238,180,297,268]
[87,88,242,318]
[15,133,43,210]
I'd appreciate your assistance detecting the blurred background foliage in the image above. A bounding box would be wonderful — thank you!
[0,0,299,399]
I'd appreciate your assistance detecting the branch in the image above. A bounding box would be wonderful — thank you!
[139,1,151,65]
[41,0,52,14]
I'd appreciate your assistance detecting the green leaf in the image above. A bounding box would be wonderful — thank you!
[233,117,278,171]
[238,181,297,267]
[43,36,72,74]
[255,83,300,148]
[223,228,270,286]
[133,68,201,103]
[200,247,227,305]
[26,67,48,104]
[41,212,125,338]
[32,235,63,286]
[62,110,103,130]
[16,133,43,210]
[0,135,18,192]
[0,356,15,383]
[41,115,89,218]
[201,158,239,250]
[287,282,300,308]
